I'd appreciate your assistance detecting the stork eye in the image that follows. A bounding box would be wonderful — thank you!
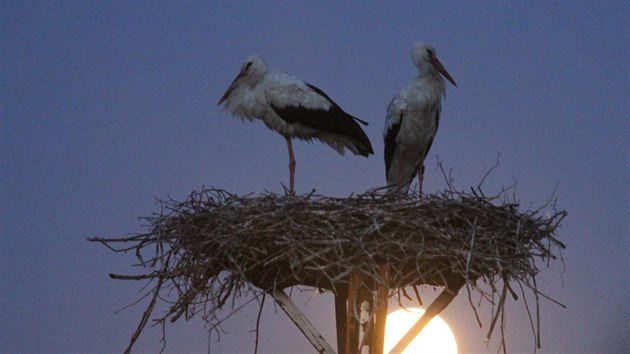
[426,49,434,58]
[243,61,253,72]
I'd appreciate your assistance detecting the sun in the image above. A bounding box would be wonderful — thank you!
[383,308,458,354]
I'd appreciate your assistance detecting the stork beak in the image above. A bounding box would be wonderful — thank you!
[430,56,457,87]
[218,71,246,105]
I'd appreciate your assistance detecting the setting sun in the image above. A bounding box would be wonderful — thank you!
[384,308,457,354]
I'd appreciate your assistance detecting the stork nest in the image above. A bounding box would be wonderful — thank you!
[90,184,566,353]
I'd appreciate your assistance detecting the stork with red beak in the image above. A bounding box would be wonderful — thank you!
[384,42,457,194]
[218,55,374,194]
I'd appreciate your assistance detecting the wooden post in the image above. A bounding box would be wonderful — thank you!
[372,265,389,354]
[345,271,361,354]
[269,288,337,354]
[343,267,391,354]
[334,286,348,353]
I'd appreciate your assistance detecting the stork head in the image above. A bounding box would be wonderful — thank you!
[218,55,268,105]
[411,42,457,87]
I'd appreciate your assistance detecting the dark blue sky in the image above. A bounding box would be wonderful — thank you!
[2,1,628,353]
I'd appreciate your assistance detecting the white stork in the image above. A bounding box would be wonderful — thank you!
[218,55,374,194]
[384,43,456,194]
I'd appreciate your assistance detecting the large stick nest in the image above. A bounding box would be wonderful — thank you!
[91,184,566,352]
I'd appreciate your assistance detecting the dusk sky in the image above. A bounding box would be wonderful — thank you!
[2,1,628,353]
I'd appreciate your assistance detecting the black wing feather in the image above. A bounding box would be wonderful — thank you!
[384,112,403,180]
[306,84,369,126]
[271,83,373,156]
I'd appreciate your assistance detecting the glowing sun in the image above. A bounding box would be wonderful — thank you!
[384,308,458,354]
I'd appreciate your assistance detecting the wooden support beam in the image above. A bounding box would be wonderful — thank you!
[269,288,337,354]
[372,265,389,354]
[334,286,348,353]
[345,271,361,354]
[387,282,464,354]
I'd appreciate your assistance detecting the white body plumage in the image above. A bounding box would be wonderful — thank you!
[222,68,325,140]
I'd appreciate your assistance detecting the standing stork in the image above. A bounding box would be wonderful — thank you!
[218,55,374,194]
[384,43,457,194]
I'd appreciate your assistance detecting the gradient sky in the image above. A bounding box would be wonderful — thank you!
[2,1,629,353]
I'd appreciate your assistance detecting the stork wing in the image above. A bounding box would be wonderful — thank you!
[268,79,373,156]
[383,96,406,179]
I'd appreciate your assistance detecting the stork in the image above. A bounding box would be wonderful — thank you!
[218,55,374,194]
[383,42,457,195]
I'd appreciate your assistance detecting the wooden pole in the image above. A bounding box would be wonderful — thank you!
[269,288,337,354]
[335,286,348,353]
[372,265,389,354]
[345,271,361,354]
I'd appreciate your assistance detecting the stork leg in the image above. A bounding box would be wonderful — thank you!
[285,136,296,195]
[417,164,425,195]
